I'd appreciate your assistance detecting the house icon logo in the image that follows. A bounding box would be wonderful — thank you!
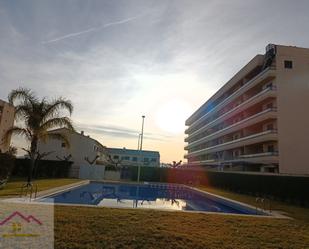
[0,211,42,238]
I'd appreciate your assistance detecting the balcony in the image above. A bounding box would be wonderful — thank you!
[185,152,279,165]
[185,108,277,150]
[223,152,279,164]
[186,130,278,158]
[185,86,276,140]
[185,68,276,134]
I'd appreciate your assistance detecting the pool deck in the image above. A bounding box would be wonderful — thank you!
[1,180,291,219]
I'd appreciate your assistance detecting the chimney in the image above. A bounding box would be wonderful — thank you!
[81,131,84,136]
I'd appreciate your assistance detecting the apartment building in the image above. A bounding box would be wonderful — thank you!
[106,147,160,167]
[0,99,15,153]
[38,128,106,177]
[185,44,309,175]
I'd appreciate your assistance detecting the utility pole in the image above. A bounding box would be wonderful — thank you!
[137,115,145,182]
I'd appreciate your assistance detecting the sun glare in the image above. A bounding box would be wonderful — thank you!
[155,100,192,134]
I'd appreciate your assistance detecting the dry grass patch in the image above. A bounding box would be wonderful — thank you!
[0,178,81,197]
[55,206,309,249]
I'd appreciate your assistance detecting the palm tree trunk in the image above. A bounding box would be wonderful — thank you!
[28,137,38,186]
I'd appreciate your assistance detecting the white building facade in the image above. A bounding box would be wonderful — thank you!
[38,128,106,177]
[185,44,309,175]
[106,148,160,167]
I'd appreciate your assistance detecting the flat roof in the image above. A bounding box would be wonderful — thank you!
[106,147,160,156]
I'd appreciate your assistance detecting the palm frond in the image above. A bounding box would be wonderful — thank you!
[40,117,75,132]
[8,88,37,105]
[43,97,73,121]
[2,127,32,145]
[14,104,32,121]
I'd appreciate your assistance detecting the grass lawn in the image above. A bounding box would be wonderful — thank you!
[55,205,309,249]
[53,185,309,249]
[198,186,309,222]
[0,178,82,197]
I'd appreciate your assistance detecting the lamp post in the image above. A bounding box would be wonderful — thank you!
[137,115,145,182]
[137,134,141,150]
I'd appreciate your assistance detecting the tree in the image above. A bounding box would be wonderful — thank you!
[168,160,182,169]
[84,155,100,166]
[3,88,74,186]
[106,155,123,171]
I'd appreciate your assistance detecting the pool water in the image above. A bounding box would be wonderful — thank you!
[40,182,266,215]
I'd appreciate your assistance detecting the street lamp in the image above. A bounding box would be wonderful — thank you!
[137,115,145,182]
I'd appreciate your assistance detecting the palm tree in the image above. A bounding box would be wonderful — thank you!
[3,88,75,186]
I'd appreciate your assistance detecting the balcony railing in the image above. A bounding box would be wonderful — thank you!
[186,129,278,158]
[238,151,279,158]
[185,107,277,150]
[185,86,276,140]
[185,151,279,165]
[186,70,276,134]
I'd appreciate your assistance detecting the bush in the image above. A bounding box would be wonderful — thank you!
[125,166,309,206]
[0,153,15,179]
[12,159,72,179]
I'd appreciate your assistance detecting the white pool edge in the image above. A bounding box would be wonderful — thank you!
[2,180,292,219]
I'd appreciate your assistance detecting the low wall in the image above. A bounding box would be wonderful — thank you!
[79,164,105,180]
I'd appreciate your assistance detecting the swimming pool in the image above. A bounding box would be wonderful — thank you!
[39,182,267,215]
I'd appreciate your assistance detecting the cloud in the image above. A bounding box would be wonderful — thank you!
[76,123,173,142]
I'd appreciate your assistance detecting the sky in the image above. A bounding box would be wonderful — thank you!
[1,0,309,163]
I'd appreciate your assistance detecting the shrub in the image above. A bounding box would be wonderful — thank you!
[125,166,309,206]
[0,153,15,180]
[12,159,72,179]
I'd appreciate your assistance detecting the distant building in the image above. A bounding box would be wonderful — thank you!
[185,44,309,175]
[0,99,15,153]
[106,148,160,167]
[37,128,106,177]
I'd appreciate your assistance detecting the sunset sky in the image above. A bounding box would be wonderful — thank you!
[1,0,309,163]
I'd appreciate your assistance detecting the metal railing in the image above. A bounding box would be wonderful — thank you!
[187,129,278,157]
[186,67,276,131]
[185,107,277,150]
[255,197,272,214]
[186,86,277,140]
[20,183,38,201]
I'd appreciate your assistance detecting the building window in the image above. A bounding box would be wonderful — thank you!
[113,155,119,159]
[284,60,293,69]
[132,157,137,162]
[121,156,130,160]
[264,82,273,89]
[144,158,149,162]
[233,150,240,158]
[267,123,274,130]
[61,142,66,148]
[150,158,157,162]
[268,145,275,152]
[233,134,239,140]
[266,103,273,109]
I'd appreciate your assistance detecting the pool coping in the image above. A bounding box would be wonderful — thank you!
[4,180,291,219]
[36,180,90,198]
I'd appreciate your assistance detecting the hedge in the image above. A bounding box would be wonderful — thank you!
[12,159,72,179]
[0,153,15,179]
[124,166,309,206]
